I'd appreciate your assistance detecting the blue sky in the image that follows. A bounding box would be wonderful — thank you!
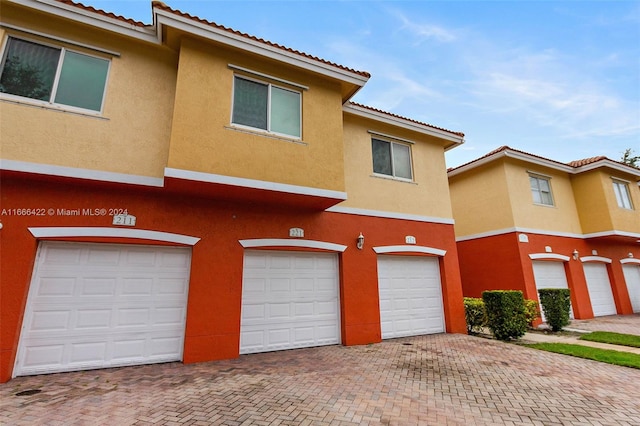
[89,0,639,168]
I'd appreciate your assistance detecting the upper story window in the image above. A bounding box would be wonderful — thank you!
[0,36,109,113]
[612,179,634,210]
[371,138,413,180]
[231,75,301,138]
[529,174,554,206]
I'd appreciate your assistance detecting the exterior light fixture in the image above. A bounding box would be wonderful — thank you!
[356,233,365,250]
[572,249,579,260]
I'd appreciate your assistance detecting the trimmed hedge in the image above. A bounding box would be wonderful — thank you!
[463,297,487,334]
[482,290,527,341]
[538,288,571,331]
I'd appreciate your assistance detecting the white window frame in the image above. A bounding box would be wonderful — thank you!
[0,35,111,115]
[529,173,554,206]
[371,137,414,181]
[230,74,302,139]
[612,178,634,210]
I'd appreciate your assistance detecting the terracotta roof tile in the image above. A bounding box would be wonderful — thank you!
[567,156,608,168]
[54,0,147,27]
[348,102,465,137]
[151,1,371,79]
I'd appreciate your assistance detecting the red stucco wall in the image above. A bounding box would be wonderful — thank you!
[0,172,466,382]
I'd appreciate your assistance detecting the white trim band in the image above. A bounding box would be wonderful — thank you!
[373,245,446,256]
[326,206,454,225]
[621,258,640,265]
[28,227,201,245]
[1,160,165,187]
[164,167,347,200]
[239,238,347,252]
[456,226,640,242]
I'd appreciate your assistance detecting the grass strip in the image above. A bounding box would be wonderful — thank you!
[579,331,640,348]
[526,343,640,369]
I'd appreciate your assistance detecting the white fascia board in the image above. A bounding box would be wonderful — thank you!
[153,11,368,88]
[343,103,464,144]
[28,227,200,245]
[583,230,640,240]
[164,167,347,200]
[448,149,573,178]
[1,159,165,187]
[326,206,454,225]
[574,159,640,179]
[12,0,158,43]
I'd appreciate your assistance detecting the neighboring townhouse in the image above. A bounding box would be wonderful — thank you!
[448,146,640,322]
[0,0,466,382]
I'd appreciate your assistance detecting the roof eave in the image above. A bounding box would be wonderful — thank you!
[343,103,465,145]
[153,6,370,89]
[10,0,158,43]
[573,159,640,180]
[448,148,574,178]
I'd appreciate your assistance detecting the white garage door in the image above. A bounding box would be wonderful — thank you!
[14,242,192,377]
[377,256,445,339]
[240,251,340,354]
[583,263,617,317]
[532,261,574,321]
[622,264,640,313]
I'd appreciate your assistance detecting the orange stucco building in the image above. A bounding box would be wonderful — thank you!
[0,0,466,382]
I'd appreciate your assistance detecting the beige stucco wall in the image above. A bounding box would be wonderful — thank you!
[505,159,583,234]
[573,169,640,234]
[449,160,514,237]
[167,36,346,191]
[338,113,454,219]
[0,4,178,178]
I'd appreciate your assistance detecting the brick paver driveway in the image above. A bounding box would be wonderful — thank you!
[2,317,639,425]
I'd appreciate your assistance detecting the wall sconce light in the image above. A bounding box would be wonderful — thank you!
[572,249,579,260]
[356,233,365,250]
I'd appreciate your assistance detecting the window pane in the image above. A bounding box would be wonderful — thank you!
[372,139,392,175]
[54,51,109,111]
[614,182,633,209]
[270,86,300,137]
[232,77,267,130]
[0,38,59,101]
[392,143,412,179]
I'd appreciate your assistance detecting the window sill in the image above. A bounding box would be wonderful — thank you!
[370,173,417,185]
[532,202,556,208]
[0,96,108,120]
[225,125,307,145]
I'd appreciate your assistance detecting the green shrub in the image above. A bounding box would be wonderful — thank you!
[524,299,540,327]
[482,290,527,341]
[538,288,571,331]
[463,297,487,334]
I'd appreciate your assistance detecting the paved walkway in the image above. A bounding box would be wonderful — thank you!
[523,314,640,353]
[1,315,639,425]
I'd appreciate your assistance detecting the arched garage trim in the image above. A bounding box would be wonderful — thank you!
[239,238,347,252]
[529,253,570,262]
[373,245,446,256]
[28,227,200,245]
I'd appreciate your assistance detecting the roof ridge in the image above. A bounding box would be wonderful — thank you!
[348,102,465,137]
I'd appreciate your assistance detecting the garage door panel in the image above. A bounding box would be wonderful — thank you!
[583,263,617,317]
[377,256,445,339]
[623,265,640,313]
[240,251,340,354]
[532,261,575,321]
[15,242,191,377]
